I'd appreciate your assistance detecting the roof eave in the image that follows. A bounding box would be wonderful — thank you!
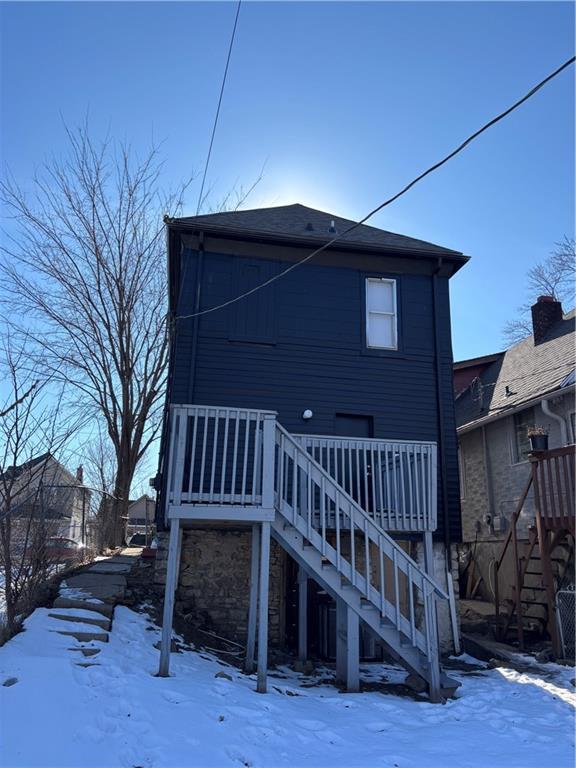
[166,219,468,267]
[456,382,576,435]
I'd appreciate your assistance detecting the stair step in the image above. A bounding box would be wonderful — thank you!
[360,599,377,611]
[520,599,549,607]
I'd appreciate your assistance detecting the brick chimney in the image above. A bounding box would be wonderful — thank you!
[531,295,563,345]
[76,465,84,484]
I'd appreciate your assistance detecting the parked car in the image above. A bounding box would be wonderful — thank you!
[45,537,85,564]
[127,533,146,547]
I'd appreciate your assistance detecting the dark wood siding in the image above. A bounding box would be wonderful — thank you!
[171,244,461,542]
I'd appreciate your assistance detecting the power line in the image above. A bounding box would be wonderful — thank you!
[196,0,242,215]
[179,54,575,321]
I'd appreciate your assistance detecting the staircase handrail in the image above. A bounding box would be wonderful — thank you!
[275,423,449,601]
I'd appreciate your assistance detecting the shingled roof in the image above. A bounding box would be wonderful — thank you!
[455,309,576,431]
[173,204,466,261]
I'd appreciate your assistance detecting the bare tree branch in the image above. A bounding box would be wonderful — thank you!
[0,126,190,546]
[502,237,575,346]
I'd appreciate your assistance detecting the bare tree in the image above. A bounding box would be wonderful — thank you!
[0,341,79,636]
[503,237,575,345]
[82,426,118,553]
[0,127,189,546]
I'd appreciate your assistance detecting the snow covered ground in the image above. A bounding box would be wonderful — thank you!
[0,606,574,768]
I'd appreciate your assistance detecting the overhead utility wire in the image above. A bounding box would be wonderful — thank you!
[179,54,575,321]
[195,0,242,215]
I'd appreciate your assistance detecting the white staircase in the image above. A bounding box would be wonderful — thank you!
[273,423,457,700]
[160,404,460,700]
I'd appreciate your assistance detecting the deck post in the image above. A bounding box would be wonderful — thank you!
[245,523,261,674]
[345,607,360,692]
[256,521,271,693]
[335,597,347,685]
[158,518,182,677]
[297,567,308,662]
[423,531,434,576]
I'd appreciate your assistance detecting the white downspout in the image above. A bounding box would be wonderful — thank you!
[541,397,568,446]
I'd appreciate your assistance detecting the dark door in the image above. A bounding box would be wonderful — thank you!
[334,413,374,438]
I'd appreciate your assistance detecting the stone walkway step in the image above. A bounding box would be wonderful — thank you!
[57,629,109,643]
[68,647,101,657]
[53,548,140,652]
[53,597,114,618]
[86,562,133,575]
[48,611,112,632]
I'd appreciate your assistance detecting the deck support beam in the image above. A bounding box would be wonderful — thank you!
[335,598,359,691]
[423,531,434,576]
[158,518,182,677]
[297,567,308,662]
[256,521,271,693]
[245,524,261,674]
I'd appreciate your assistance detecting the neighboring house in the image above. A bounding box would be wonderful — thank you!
[455,297,575,650]
[155,203,469,700]
[1,453,89,544]
[127,494,155,537]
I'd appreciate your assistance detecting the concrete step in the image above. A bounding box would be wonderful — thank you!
[53,597,114,618]
[49,612,111,632]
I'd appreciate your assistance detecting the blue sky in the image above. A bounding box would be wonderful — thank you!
[1,1,574,362]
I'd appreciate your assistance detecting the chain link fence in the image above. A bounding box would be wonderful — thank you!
[557,587,575,660]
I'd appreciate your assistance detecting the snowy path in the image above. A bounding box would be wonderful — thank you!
[0,606,574,768]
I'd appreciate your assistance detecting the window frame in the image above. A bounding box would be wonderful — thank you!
[364,276,399,351]
[510,407,536,465]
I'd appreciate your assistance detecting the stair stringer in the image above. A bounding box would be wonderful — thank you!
[271,514,434,685]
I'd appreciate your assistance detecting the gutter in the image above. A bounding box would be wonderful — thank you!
[541,396,568,445]
[432,257,452,561]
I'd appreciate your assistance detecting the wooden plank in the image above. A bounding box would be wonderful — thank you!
[167,504,275,522]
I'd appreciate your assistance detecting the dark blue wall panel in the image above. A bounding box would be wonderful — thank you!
[170,246,461,541]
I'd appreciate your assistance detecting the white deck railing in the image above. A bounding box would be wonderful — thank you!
[167,405,276,508]
[166,405,437,533]
[293,434,437,532]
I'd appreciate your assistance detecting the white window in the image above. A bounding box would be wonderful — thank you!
[365,278,397,349]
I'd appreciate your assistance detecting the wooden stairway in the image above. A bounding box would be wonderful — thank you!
[495,446,575,655]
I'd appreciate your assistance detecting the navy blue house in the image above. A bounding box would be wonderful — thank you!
[156,204,468,700]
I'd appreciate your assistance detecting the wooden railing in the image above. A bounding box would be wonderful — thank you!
[293,434,437,532]
[275,424,447,667]
[166,405,276,508]
[532,446,575,533]
[494,444,575,649]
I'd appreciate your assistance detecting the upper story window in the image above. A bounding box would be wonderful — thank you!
[365,278,397,349]
[512,407,535,463]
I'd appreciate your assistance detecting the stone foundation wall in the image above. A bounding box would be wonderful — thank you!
[154,527,286,647]
[155,529,458,655]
